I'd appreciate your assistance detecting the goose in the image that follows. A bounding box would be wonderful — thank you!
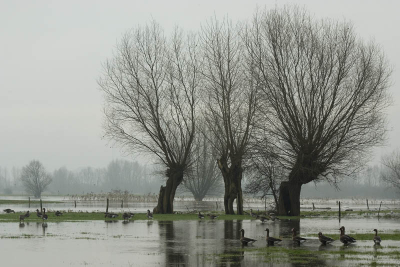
[269,214,280,221]
[36,209,43,218]
[318,232,334,245]
[122,212,134,221]
[373,229,381,245]
[42,208,48,220]
[147,210,153,219]
[250,209,257,218]
[209,214,218,220]
[19,211,30,223]
[339,226,356,244]
[240,229,257,245]
[198,212,205,219]
[292,228,307,245]
[24,210,30,218]
[3,209,15,213]
[55,211,63,216]
[265,228,282,245]
[257,215,269,223]
[104,212,118,219]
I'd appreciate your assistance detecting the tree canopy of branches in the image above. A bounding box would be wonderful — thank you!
[20,160,52,198]
[99,22,201,213]
[381,149,400,191]
[182,129,222,201]
[245,145,285,209]
[248,7,391,215]
[201,18,259,214]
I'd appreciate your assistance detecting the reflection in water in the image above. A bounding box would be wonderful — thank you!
[1,218,399,266]
[279,219,300,238]
[159,221,187,266]
[122,220,133,225]
[373,244,382,259]
[42,223,47,236]
[220,220,244,266]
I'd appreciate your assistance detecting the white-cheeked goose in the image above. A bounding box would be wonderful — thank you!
[209,214,218,220]
[55,211,63,216]
[240,229,257,245]
[3,209,15,213]
[147,210,153,219]
[292,228,307,245]
[265,228,282,245]
[36,209,42,218]
[42,208,48,220]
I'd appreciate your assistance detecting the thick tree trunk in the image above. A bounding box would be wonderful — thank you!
[236,178,243,215]
[153,168,183,214]
[277,181,302,216]
[218,159,244,215]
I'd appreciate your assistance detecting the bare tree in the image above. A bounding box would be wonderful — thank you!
[245,144,284,209]
[201,18,259,214]
[381,149,400,191]
[20,160,52,198]
[248,7,391,215]
[182,129,222,201]
[99,22,201,213]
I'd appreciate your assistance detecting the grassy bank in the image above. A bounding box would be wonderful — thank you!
[0,211,255,222]
[1,208,399,223]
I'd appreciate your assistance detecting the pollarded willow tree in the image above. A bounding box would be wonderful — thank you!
[248,7,391,215]
[99,22,201,214]
[201,18,259,214]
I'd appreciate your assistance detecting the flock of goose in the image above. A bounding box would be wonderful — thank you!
[4,208,382,246]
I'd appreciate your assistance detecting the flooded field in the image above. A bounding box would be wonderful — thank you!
[1,217,399,266]
[1,195,399,214]
[1,196,399,266]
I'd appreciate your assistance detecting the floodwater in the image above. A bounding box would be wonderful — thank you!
[1,195,399,213]
[1,217,399,266]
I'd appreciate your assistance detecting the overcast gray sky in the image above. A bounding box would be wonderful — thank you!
[1,0,399,172]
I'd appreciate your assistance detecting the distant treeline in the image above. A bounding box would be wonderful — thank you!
[300,165,398,199]
[0,160,163,196]
[50,159,162,195]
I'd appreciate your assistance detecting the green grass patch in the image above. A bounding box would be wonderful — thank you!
[0,209,399,223]
[225,245,400,265]
[0,211,254,222]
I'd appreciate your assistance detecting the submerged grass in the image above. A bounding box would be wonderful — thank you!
[307,233,400,241]
[0,211,254,222]
[216,245,400,265]
[0,208,399,223]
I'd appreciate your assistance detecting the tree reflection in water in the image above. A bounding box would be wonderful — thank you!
[159,221,187,266]
[219,220,244,266]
